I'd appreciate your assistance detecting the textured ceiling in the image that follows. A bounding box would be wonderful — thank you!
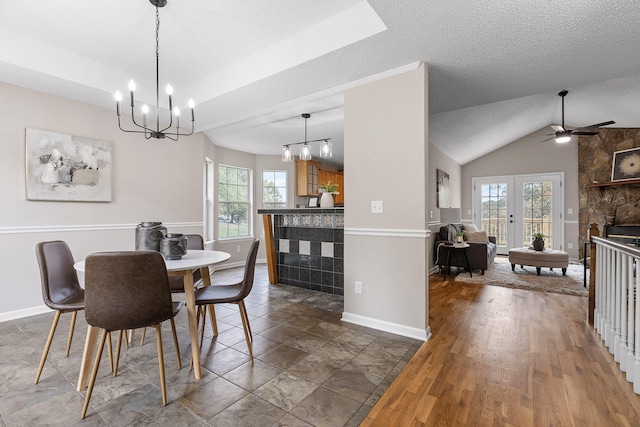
[2,0,639,166]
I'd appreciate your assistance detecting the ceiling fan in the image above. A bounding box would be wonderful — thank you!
[542,89,615,143]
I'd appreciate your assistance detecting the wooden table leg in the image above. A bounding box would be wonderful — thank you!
[76,325,98,391]
[182,271,201,379]
[262,214,278,284]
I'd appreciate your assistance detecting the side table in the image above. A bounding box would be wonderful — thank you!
[442,243,472,280]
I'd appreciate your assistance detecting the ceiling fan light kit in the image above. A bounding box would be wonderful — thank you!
[114,0,195,141]
[544,89,615,144]
[281,113,332,162]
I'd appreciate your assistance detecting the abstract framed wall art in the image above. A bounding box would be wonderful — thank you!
[436,168,450,208]
[25,128,112,202]
[612,147,640,182]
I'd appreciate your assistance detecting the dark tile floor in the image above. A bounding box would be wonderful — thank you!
[0,265,421,426]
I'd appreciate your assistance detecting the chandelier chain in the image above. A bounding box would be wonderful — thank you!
[155,7,160,60]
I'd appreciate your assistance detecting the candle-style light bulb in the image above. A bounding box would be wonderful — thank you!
[128,79,136,107]
[166,83,173,110]
[142,104,149,127]
[114,91,122,116]
[174,107,180,129]
[188,98,195,121]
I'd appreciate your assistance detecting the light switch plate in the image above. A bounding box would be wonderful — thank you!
[371,200,383,214]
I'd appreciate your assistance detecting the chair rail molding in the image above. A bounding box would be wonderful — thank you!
[0,222,203,235]
[344,228,430,238]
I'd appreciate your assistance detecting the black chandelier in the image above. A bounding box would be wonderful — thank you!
[282,113,332,162]
[114,0,194,141]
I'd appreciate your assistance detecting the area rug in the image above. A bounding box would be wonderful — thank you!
[452,256,588,297]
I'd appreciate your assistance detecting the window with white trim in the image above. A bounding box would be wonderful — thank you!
[262,170,287,209]
[218,165,251,239]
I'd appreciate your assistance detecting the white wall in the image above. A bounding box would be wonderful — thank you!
[0,82,209,320]
[342,64,430,340]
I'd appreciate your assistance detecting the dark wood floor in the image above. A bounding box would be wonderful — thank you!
[361,274,640,426]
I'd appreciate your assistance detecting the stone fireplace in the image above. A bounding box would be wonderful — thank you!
[579,128,640,257]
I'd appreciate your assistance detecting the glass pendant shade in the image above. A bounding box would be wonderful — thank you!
[282,146,292,162]
[319,140,332,158]
[300,143,312,160]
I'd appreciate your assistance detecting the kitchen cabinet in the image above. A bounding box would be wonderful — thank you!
[295,159,319,196]
[318,168,344,205]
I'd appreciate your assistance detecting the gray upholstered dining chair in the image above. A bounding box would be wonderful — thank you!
[195,239,259,361]
[81,251,183,419]
[34,240,85,384]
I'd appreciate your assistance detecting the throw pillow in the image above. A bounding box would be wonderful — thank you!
[463,230,489,243]
[462,223,479,232]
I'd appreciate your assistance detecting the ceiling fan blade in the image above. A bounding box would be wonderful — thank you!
[571,130,599,136]
[551,125,565,132]
[574,120,616,131]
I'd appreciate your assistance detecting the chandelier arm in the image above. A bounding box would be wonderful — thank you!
[128,106,149,131]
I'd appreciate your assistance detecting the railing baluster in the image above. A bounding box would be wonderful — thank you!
[627,257,636,381]
[619,254,628,368]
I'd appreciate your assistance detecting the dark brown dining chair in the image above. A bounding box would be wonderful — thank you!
[195,239,259,361]
[169,233,205,292]
[34,240,85,384]
[81,251,183,419]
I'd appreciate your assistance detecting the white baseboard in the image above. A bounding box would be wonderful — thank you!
[341,312,431,341]
[0,305,50,323]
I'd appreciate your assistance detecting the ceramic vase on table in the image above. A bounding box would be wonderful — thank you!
[135,222,167,251]
[320,192,334,208]
[160,233,188,260]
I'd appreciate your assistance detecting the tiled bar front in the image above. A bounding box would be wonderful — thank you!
[259,208,344,295]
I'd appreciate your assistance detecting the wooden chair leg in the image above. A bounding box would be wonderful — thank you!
[140,327,146,346]
[154,324,167,406]
[238,301,253,361]
[66,311,77,356]
[207,304,218,336]
[106,332,114,373]
[114,330,124,377]
[81,329,108,419]
[35,311,61,384]
[239,302,252,340]
[170,318,182,369]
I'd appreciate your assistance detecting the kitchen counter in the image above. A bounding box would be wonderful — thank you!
[259,208,343,295]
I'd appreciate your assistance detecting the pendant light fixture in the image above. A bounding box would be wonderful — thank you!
[114,0,194,141]
[282,113,332,162]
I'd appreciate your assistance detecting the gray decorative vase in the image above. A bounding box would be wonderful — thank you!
[135,222,167,251]
[160,233,188,260]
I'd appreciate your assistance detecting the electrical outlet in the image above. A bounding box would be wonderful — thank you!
[236,245,241,252]
[468,210,472,215]
[568,243,573,249]
[371,201,383,214]
[355,281,363,294]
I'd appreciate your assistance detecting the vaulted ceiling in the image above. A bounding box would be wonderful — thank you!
[2,0,640,166]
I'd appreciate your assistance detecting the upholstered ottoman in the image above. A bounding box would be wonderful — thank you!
[508,247,569,276]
